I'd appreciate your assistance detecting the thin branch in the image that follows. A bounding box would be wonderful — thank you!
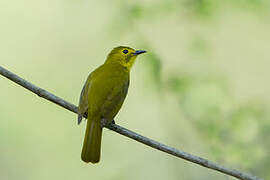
[0,65,263,180]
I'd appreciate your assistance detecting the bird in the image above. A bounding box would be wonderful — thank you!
[78,46,146,163]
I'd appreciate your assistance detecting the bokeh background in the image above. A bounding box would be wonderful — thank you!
[1,0,270,179]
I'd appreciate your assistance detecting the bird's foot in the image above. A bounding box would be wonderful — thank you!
[101,118,115,128]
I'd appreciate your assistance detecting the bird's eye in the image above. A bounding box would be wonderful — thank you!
[123,49,128,54]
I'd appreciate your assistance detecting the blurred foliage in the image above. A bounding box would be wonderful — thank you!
[185,0,217,17]
[167,74,269,169]
[142,49,162,90]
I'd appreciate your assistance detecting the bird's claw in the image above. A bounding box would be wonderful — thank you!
[101,118,115,128]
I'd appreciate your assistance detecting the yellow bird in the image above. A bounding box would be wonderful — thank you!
[78,46,146,163]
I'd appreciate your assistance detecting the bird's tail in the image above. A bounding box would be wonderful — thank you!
[81,116,102,163]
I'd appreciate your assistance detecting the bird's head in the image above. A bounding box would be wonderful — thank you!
[105,46,146,70]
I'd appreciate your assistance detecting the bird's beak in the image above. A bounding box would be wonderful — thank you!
[133,50,147,55]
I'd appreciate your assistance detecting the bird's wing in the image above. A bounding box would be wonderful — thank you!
[78,78,90,124]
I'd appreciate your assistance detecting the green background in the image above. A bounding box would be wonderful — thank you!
[1,0,270,179]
